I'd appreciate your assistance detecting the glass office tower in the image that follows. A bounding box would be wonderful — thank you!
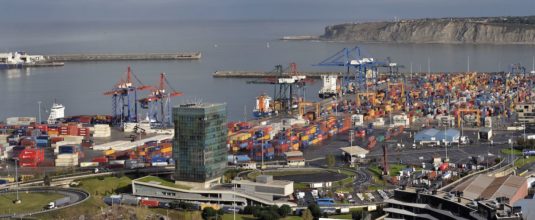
[172,103,227,184]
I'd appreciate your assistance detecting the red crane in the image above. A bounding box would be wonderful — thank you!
[103,66,151,124]
[139,73,182,127]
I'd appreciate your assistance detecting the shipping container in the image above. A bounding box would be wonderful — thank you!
[140,199,159,207]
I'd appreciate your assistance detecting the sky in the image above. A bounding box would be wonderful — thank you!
[1,0,534,22]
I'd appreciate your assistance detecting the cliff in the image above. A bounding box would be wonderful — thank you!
[321,16,535,44]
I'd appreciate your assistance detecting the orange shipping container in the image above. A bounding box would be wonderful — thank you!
[161,147,172,154]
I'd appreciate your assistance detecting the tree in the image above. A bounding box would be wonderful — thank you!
[307,204,322,219]
[242,205,254,214]
[43,174,51,186]
[257,210,280,220]
[278,204,292,217]
[202,207,217,220]
[351,209,363,220]
[252,205,263,217]
[302,209,314,220]
[326,154,336,168]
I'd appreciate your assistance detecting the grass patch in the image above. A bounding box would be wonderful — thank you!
[368,164,406,177]
[35,175,134,219]
[294,182,309,190]
[515,156,535,168]
[0,192,64,215]
[151,208,203,219]
[250,170,324,178]
[330,214,353,219]
[367,185,385,191]
[136,176,191,190]
[501,148,523,156]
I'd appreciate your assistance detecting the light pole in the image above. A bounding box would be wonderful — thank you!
[14,158,20,204]
[233,183,236,220]
[37,101,42,123]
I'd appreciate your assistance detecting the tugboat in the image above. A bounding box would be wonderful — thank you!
[253,94,275,118]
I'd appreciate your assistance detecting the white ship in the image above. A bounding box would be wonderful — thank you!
[318,75,339,99]
[47,102,65,124]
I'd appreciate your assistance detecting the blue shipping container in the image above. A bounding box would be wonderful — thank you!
[151,157,167,163]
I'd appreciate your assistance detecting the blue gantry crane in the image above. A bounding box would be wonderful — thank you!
[104,66,152,125]
[315,46,386,95]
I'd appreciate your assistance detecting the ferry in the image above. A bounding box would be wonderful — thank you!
[0,52,62,69]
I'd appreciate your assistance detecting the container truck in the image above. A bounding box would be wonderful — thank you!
[46,197,71,209]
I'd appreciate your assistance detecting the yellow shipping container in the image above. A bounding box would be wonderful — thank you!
[104,149,115,156]
[0,177,15,182]
[237,133,251,141]
[161,147,172,153]
[301,135,309,141]
[309,127,317,134]
[291,143,300,151]
[200,203,221,210]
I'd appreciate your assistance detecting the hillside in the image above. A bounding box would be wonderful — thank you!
[321,16,535,44]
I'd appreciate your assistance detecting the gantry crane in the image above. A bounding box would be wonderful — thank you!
[138,73,183,127]
[247,63,307,114]
[316,46,388,94]
[104,66,152,125]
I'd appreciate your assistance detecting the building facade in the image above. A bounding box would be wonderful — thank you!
[172,103,228,188]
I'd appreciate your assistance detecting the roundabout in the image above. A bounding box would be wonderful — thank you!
[0,187,89,218]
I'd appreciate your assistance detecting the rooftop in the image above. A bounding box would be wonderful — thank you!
[135,176,192,190]
[340,145,369,156]
[175,103,225,109]
[452,174,527,202]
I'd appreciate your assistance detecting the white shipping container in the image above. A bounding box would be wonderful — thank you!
[57,154,79,159]
[80,162,99,167]
[109,160,125,165]
[151,162,168,167]
[56,162,78,167]
[6,117,36,126]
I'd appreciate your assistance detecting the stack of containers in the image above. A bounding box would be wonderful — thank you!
[78,127,90,137]
[0,134,7,160]
[93,124,111,137]
[48,126,59,136]
[18,149,45,167]
[55,145,80,167]
[20,137,36,148]
[35,136,49,148]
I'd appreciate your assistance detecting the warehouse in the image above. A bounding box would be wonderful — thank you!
[414,128,460,145]
[452,174,528,205]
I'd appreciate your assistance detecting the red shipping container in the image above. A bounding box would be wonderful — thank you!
[19,161,37,167]
[79,116,92,124]
[38,160,55,167]
[92,156,109,163]
[35,124,49,132]
[20,138,36,147]
[140,199,159,207]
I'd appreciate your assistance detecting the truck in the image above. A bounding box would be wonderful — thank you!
[46,197,71,209]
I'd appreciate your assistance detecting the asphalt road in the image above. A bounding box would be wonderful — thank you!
[0,187,89,218]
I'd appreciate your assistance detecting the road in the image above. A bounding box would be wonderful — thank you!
[0,187,89,218]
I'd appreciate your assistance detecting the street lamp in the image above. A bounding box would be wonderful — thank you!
[13,158,20,204]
